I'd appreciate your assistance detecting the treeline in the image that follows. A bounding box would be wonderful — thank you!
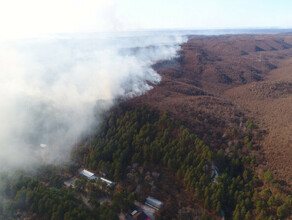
[75,105,291,219]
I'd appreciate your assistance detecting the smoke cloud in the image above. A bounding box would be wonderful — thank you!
[0,32,187,171]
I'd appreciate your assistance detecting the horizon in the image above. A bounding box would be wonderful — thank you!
[0,0,291,40]
[2,27,292,42]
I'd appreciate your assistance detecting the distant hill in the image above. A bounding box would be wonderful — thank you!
[127,34,292,191]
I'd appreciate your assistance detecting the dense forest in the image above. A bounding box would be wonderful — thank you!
[1,105,291,219]
[75,105,291,219]
[0,173,94,220]
[0,171,135,220]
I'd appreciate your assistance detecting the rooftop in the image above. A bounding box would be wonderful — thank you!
[80,169,95,178]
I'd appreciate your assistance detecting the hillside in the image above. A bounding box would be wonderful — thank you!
[224,57,292,190]
[127,34,292,191]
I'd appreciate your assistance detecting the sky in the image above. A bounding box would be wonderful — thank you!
[0,0,291,39]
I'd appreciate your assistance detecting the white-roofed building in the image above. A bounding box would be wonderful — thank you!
[131,210,138,216]
[80,169,97,180]
[145,196,163,209]
[100,177,116,187]
[79,169,116,187]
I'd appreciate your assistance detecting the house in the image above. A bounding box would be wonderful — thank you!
[145,196,163,209]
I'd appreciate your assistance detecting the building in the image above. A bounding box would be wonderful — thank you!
[126,210,150,220]
[64,177,76,188]
[80,169,116,187]
[145,196,163,209]
[132,211,150,220]
[100,177,115,187]
[80,169,97,180]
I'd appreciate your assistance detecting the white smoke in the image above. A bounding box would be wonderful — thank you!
[0,32,187,170]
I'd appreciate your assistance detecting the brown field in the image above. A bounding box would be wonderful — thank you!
[127,33,292,191]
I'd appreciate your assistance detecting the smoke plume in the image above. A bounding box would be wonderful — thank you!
[0,32,186,170]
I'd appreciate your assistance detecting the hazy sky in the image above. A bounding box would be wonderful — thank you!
[0,0,291,39]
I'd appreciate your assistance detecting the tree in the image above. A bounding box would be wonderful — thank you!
[244,136,250,144]
[284,195,292,207]
[244,211,251,220]
[112,191,134,213]
[261,188,272,201]
[243,170,249,181]
[267,196,276,207]
[256,200,266,214]
[263,170,274,184]
[204,197,210,209]
[216,201,221,215]
[277,204,288,219]
[75,178,87,192]
[232,128,238,136]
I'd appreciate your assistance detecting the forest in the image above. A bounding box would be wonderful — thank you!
[0,105,291,219]
[74,105,291,219]
[0,171,136,220]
